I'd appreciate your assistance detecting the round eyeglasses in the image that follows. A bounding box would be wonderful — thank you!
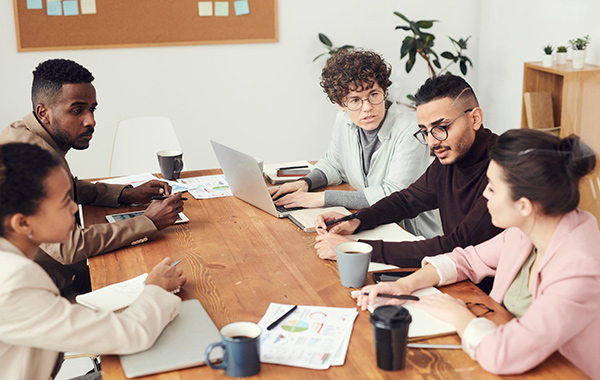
[413,109,473,145]
[343,91,385,111]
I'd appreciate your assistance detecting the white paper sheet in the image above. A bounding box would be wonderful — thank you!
[258,303,358,369]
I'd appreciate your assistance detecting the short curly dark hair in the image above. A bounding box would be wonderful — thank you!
[31,58,94,110]
[320,49,392,105]
[0,143,60,236]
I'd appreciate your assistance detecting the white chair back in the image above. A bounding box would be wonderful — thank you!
[109,116,184,177]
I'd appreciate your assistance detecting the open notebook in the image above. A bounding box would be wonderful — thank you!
[352,287,457,341]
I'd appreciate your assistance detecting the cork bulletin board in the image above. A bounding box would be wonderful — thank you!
[13,0,278,52]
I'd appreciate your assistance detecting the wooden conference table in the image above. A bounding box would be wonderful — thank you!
[86,169,588,380]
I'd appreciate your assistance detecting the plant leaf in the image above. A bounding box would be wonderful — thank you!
[393,12,410,23]
[395,25,411,31]
[406,56,416,73]
[441,51,454,60]
[339,45,354,50]
[318,33,332,47]
[406,94,416,102]
[460,60,467,75]
[433,59,441,69]
[312,53,327,62]
[416,20,437,29]
[400,37,415,58]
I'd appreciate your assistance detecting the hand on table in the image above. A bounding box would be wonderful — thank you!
[269,180,308,200]
[314,231,353,260]
[352,280,415,311]
[118,180,172,204]
[143,192,184,230]
[412,294,476,335]
[274,192,325,208]
[315,211,361,234]
[145,257,187,293]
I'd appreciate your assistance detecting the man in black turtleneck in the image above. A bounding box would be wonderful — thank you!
[315,74,503,271]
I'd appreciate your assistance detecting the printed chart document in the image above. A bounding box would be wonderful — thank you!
[176,174,233,199]
[258,303,358,370]
[76,273,147,312]
[352,287,457,340]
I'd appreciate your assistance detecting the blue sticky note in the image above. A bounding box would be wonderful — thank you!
[234,0,250,16]
[63,0,79,16]
[47,1,62,16]
[214,1,229,16]
[27,0,43,9]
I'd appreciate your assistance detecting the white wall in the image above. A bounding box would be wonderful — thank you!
[477,0,600,134]
[3,0,598,180]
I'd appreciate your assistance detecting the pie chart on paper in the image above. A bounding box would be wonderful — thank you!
[281,320,309,332]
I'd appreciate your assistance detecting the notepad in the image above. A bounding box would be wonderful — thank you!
[353,287,457,340]
[287,206,351,232]
[76,273,148,312]
[263,160,314,184]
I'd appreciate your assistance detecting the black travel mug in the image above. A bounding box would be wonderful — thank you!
[370,305,412,371]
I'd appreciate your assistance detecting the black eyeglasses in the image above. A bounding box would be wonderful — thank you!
[413,109,473,145]
[465,302,494,318]
[343,90,385,111]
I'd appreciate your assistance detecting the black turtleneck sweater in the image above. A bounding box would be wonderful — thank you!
[356,127,503,267]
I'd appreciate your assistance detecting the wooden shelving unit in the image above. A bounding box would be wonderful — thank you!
[521,61,600,224]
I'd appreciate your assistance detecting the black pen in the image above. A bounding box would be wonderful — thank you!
[151,196,188,201]
[325,213,359,227]
[278,165,309,170]
[359,293,420,301]
[266,305,298,330]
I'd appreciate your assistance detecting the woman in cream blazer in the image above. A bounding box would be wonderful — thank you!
[0,143,186,380]
[355,129,600,378]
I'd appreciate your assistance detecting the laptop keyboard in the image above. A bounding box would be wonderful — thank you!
[275,204,304,213]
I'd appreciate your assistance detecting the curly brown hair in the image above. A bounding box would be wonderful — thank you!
[320,49,392,105]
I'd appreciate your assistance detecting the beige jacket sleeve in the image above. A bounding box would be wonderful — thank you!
[39,215,157,265]
[75,178,128,207]
[0,248,181,380]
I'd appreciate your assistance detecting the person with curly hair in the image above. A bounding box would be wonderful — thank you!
[270,49,441,238]
[0,59,184,293]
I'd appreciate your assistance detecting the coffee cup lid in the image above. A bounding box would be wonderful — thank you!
[370,305,412,329]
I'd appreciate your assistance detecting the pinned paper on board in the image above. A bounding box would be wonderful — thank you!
[80,0,97,15]
[63,0,80,16]
[47,0,62,16]
[26,0,43,10]
[198,1,213,16]
[214,1,229,16]
[234,0,250,16]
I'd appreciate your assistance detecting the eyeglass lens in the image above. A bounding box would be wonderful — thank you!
[345,91,384,111]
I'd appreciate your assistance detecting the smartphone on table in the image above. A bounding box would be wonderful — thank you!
[372,271,416,283]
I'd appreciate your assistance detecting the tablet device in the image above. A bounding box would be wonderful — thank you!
[105,211,189,224]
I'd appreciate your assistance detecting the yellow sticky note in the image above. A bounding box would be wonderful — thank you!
[198,1,212,16]
[214,1,229,16]
[81,0,97,14]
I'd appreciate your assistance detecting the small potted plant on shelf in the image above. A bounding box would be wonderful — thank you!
[556,45,568,65]
[569,34,590,69]
[542,44,554,67]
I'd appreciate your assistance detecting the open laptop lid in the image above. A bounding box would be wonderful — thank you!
[211,140,285,218]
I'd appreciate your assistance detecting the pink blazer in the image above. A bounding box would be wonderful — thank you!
[446,209,600,378]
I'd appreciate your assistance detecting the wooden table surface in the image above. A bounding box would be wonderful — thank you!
[86,169,588,380]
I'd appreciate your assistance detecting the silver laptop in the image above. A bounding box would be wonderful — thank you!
[211,140,298,218]
[119,299,222,378]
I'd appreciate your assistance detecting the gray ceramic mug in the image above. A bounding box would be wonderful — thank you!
[335,241,372,288]
[157,149,184,180]
[205,322,261,377]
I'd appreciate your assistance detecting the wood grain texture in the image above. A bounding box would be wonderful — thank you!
[87,169,588,379]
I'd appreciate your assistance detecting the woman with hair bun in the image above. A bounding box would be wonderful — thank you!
[354,129,600,378]
[0,143,186,380]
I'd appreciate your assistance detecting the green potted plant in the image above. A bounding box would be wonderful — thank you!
[542,44,554,67]
[313,33,354,62]
[556,45,568,65]
[569,35,590,69]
